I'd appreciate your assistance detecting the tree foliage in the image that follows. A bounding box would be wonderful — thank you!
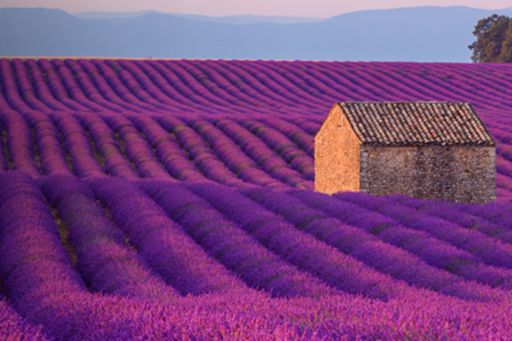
[469,14,512,63]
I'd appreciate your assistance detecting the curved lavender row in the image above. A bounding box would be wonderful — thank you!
[461,201,512,231]
[10,59,54,113]
[90,178,252,295]
[60,59,126,112]
[162,61,243,111]
[0,296,48,340]
[0,175,511,338]
[304,62,379,101]
[0,58,511,199]
[134,60,199,109]
[128,115,207,182]
[192,60,291,115]
[416,63,512,109]
[1,108,315,188]
[49,113,105,178]
[75,59,147,113]
[338,193,512,270]
[213,60,310,113]
[240,119,314,180]
[258,116,314,156]
[243,189,453,288]
[36,59,90,112]
[41,176,180,300]
[142,181,337,298]
[24,59,71,112]
[232,60,325,107]
[157,116,248,187]
[190,119,287,188]
[350,61,510,112]
[292,190,512,291]
[147,61,215,107]
[145,61,221,112]
[214,118,307,188]
[246,188,512,298]
[389,195,512,244]
[0,60,37,113]
[182,60,266,110]
[86,60,155,113]
[5,289,510,340]
[262,61,340,104]
[45,59,105,112]
[76,114,136,178]
[103,60,170,112]
[497,143,512,170]
[24,111,72,176]
[0,118,7,170]
[103,114,171,179]
[188,182,417,300]
[0,111,39,177]
[116,60,183,109]
[0,172,88,338]
[1,59,511,118]
[0,105,508,198]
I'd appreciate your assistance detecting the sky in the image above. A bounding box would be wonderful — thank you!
[0,0,510,18]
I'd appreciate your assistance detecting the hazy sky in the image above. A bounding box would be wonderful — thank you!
[0,0,510,18]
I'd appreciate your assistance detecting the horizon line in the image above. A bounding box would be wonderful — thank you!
[1,4,511,20]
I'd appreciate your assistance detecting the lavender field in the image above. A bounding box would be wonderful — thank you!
[1,58,512,339]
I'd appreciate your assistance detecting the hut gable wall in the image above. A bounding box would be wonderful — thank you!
[360,145,495,203]
[315,104,361,194]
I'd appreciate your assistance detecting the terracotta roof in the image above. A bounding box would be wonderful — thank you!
[339,102,495,146]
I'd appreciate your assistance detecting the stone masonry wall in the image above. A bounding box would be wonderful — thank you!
[315,106,361,194]
[360,145,496,203]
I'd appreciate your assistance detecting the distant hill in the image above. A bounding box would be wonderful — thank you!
[75,11,321,24]
[1,6,512,61]
[74,10,154,20]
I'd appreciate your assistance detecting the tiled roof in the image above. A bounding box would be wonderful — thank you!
[339,102,495,146]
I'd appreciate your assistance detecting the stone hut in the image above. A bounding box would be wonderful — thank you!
[315,102,496,203]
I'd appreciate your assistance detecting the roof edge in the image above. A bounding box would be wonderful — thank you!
[464,102,496,147]
[336,101,495,146]
[336,102,364,144]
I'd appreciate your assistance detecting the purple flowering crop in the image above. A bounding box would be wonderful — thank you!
[0,58,512,339]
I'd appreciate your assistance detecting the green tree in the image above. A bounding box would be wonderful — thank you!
[469,14,512,63]
[497,23,512,62]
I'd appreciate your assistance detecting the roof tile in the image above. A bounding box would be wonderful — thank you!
[339,101,495,146]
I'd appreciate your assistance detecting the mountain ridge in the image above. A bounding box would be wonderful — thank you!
[2,6,512,61]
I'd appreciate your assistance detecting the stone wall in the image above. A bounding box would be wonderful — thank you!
[360,145,496,203]
[315,106,361,194]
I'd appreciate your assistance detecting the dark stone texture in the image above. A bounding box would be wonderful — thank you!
[360,145,496,203]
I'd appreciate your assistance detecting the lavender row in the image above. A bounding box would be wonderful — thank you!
[190,119,289,188]
[41,176,179,300]
[0,172,88,338]
[337,193,512,270]
[3,59,512,119]
[90,178,252,295]
[0,296,48,340]
[0,109,320,189]
[5,286,512,339]
[188,182,415,300]
[292,190,512,292]
[214,118,310,188]
[143,181,337,297]
[0,175,511,338]
[246,188,512,299]
[389,195,512,244]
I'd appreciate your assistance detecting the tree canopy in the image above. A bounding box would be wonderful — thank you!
[469,14,512,63]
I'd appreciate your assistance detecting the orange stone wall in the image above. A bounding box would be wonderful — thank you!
[314,105,361,194]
